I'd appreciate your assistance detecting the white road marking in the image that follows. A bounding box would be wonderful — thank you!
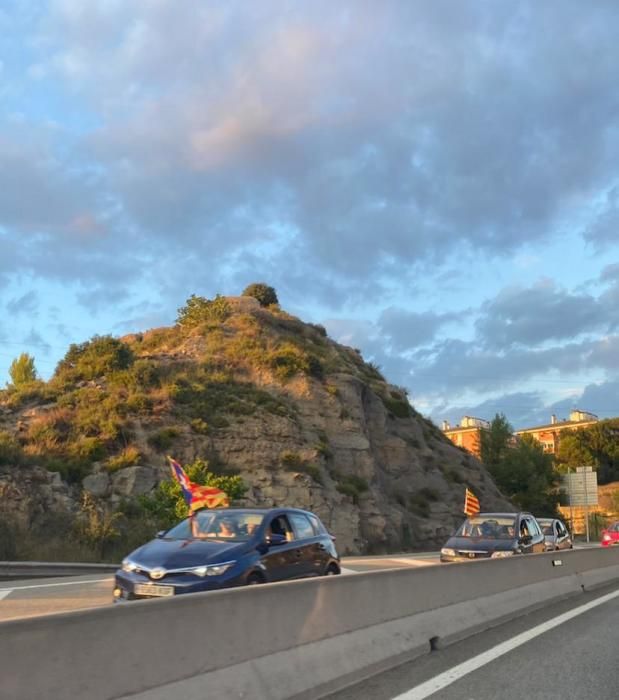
[340,568,358,575]
[390,558,437,567]
[391,587,619,700]
[0,590,12,601]
[0,577,112,593]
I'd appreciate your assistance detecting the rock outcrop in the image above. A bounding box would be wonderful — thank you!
[0,297,512,554]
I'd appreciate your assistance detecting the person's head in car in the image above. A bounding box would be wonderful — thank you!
[480,521,495,538]
[219,517,237,538]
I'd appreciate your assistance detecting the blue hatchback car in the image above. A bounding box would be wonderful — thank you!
[113,507,340,601]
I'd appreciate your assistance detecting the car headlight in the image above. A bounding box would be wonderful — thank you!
[192,561,236,577]
[440,548,455,557]
[121,558,139,572]
[491,551,514,558]
[602,534,611,541]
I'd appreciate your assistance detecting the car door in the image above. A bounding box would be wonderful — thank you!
[527,517,546,553]
[288,512,326,577]
[555,521,568,550]
[517,516,532,553]
[260,513,304,581]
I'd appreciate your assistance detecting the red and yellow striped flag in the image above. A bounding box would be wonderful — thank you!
[463,488,480,516]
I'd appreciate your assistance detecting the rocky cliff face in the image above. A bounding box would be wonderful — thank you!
[0,296,511,554]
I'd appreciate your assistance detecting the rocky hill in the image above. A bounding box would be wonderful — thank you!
[0,294,511,555]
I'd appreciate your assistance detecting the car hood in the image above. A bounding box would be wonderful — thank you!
[126,538,247,570]
[443,536,515,552]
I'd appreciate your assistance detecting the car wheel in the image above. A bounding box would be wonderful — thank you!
[246,573,265,585]
[324,564,340,576]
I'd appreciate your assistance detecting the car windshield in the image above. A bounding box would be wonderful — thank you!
[163,511,265,541]
[456,516,517,539]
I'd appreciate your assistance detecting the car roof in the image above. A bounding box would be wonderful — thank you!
[192,507,317,516]
[469,512,524,518]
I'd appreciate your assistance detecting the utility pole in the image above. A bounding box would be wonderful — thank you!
[583,466,590,544]
[568,467,574,536]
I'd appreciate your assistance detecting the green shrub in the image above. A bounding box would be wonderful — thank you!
[9,353,37,386]
[68,436,106,462]
[55,335,134,384]
[268,343,310,380]
[316,440,332,459]
[176,294,231,328]
[280,451,323,484]
[123,392,153,414]
[138,458,246,528]
[281,451,305,469]
[148,427,180,451]
[383,395,411,418]
[106,446,141,472]
[242,283,279,307]
[334,473,369,504]
[190,418,209,435]
[0,431,23,465]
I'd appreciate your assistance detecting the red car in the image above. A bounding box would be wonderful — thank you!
[601,521,619,547]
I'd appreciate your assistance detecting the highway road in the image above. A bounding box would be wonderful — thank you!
[0,552,440,622]
[326,581,619,700]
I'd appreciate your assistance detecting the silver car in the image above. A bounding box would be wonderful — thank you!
[537,517,573,551]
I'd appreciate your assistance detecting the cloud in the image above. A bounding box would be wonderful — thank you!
[6,291,38,317]
[0,0,611,310]
[584,186,619,248]
[475,280,610,348]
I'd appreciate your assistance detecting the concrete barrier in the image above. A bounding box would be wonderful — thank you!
[0,561,118,580]
[0,548,618,700]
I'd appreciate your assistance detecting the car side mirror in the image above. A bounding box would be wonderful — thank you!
[156,530,165,538]
[265,533,288,547]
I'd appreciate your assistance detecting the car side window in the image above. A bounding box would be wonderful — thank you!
[529,519,541,537]
[268,515,295,542]
[519,518,530,537]
[289,513,315,540]
[308,514,326,536]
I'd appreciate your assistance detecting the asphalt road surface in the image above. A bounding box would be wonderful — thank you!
[326,581,619,700]
[0,552,440,622]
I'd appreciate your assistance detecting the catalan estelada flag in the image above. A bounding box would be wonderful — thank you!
[463,488,480,516]
[167,456,229,514]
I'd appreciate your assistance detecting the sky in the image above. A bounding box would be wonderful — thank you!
[1,0,618,430]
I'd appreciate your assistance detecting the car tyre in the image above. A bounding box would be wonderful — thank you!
[246,573,265,585]
[324,563,340,576]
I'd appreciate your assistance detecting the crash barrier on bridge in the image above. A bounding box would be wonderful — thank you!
[0,561,118,580]
[1,548,618,700]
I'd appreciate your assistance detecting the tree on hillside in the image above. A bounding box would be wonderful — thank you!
[176,294,231,327]
[555,420,619,484]
[242,283,278,307]
[54,335,134,384]
[479,414,559,516]
[9,353,38,387]
[478,413,512,468]
[490,434,559,516]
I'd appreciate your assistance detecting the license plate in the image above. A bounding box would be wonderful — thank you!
[134,584,174,597]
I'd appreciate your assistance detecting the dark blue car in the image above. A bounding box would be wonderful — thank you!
[113,507,340,601]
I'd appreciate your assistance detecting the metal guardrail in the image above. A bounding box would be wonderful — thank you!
[0,561,118,580]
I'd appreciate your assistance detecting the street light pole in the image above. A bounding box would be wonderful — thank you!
[583,466,590,544]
